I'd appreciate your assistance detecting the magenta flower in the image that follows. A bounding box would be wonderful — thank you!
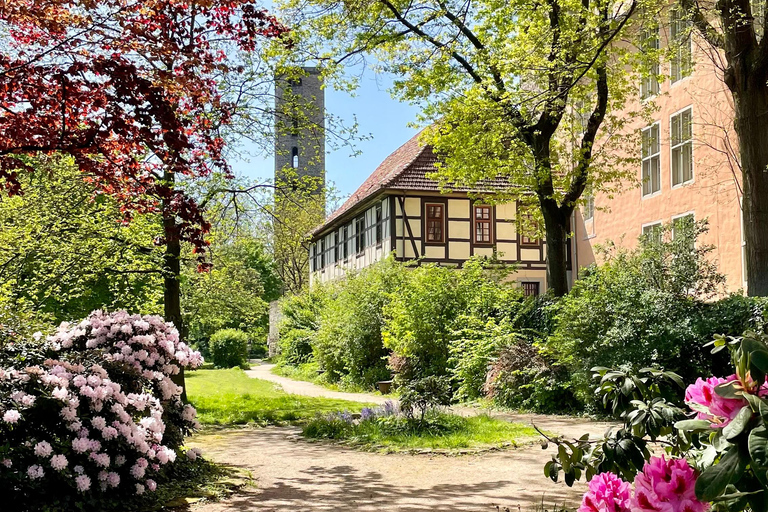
[579,472,631,512]
[685,375,746,426]
[630,456,709,512]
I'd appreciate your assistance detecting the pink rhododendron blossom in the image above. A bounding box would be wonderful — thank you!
[630,456,709,512]
[75,474,91,492]
[685,375,746,426]
[3,409,20,423]
[146,479,157,492]
[27,464,44,479]
[135,483,145,495]
[578,472,631,512]
[50,454,68,471]
[34,441,52,457]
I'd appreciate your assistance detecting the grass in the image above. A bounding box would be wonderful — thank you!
[302,411,540,452]
[186,368,373,426]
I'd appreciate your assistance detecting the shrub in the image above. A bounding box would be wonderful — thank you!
[545,220,733,403]
[0,310,203,511]
[399,376,453,423]
[314,258,406,387]
[279,328,315,365]
[209,328,249,368]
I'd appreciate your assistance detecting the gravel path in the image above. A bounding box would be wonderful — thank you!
[187,364,617,511]
[190,426,584,512]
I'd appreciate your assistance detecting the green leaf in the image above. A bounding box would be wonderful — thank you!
[715,381,742,400]
[723,406,753,440]
[674,419,713,431]
[749,426,768,485]
[696,445,745,502]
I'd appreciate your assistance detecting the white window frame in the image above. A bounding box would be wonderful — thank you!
[670,106,694,188]
[641,122,662,198]
[670,6,693,84]
[640,26,660,99]
[583,194,595,221]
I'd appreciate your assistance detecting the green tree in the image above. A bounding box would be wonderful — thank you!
[276,0,645,295]
[0,157,163,329]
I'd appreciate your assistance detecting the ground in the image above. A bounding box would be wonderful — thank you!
[187,364,614,511]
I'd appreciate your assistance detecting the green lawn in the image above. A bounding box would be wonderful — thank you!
[271,361,380,394]
[186,368,372,425]
[302,412,540,452]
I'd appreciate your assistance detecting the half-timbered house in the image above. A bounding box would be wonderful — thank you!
[308,131,564,295]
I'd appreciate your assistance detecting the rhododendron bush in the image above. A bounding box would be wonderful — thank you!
[0,310,204,511]
[542,332,768,512]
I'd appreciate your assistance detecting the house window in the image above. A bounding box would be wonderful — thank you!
[521,282,540,297]
[671,108,693,186]
[333,232,340,263]
[319,238,325,268]
[375,204,383,244]
[474,205,492,244]
[519,213,539,246]
[670,7,692,83]
[640,27,660,99]
[672,213,695,249]
[426,203,444,243]
[642,222,663,244]
[342,226,349,259]
[642,123,661,197]
[291,147,299,169]
[355,216,365,253]
[584,194,595,221]
[310,244,316,272]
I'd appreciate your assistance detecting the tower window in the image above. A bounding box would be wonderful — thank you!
[291,147,299,169]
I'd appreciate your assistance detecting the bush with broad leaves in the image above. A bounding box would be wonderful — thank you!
[543,331,768,512]
[0,310,203,511]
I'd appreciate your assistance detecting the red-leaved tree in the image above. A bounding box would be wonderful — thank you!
[0,0,289,394]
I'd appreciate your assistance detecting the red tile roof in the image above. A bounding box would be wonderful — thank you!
[311,130,513,237]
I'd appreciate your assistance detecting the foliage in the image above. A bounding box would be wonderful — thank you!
[383,258,519,381]
[0,0,288,262]
[399,376,453,423]
[0,311,203,511]
[183,236,279,352]
[546,220,735,402]
[185,368,371,425]
[543,332,768,512]
[302,405,539,451]
[209,329,250,369]
[314,258,407,387]
[0,157,163,329]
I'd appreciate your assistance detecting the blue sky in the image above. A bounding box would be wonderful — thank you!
[230,73,422,200]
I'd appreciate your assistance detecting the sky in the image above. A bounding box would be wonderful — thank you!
[229,72,422,202]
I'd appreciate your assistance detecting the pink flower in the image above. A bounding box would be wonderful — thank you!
[75,474,91,492]
[50,454,68,471]
[685,375,746,426]
[630,456,709,512]
[146,479,157,492]
[135,483,145,495]
[579,472,631,512]
[3,409,20,423]
[27,464,44,479]
[34,441,52,457]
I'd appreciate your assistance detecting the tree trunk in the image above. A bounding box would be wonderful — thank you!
[540,197,570,297]
[733,83,768,296]
[162,173,187,401]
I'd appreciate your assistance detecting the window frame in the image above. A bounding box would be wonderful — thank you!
[424,202,446,244]
[641,220,663,244]
[583,194,595,221]
[473,205,494,245]
[641,122,662,198]
[355,215,365,255]
[670,6,693,84]
[521,281,540,297]
[670,106,694,188]
[518,211,540,247]
[640,26,660,99]
[671,211,696,251]
[375,204,383,245]
[342,225,349,260]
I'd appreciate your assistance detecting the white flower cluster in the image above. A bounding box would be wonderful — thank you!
[0,310,204,497]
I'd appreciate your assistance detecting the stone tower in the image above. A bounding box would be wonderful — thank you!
[274,66,325,198]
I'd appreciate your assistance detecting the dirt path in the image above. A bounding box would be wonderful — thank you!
[190,427,585,512]
[246,363,614,440]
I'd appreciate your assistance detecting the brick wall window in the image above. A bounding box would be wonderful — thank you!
[426,203,444,243]
[642,123,661,196]
[521,282,540,297]
[474,205,492,244]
